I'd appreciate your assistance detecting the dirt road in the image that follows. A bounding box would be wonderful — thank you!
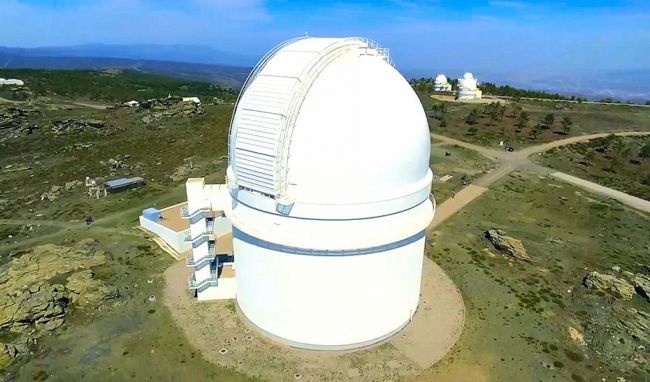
[430,185,488,229]
[550,172,650,213]
[428,130,650,231]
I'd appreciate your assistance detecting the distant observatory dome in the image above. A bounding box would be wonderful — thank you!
[434,74,452,92]
[458,72,482,100]
[435,74,448,84]
[227,37,435,350]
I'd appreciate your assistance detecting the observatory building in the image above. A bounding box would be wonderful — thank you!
[0,78,24,86]
[457,72,482,100]
[180,37,435,350]
[434,74,452,92]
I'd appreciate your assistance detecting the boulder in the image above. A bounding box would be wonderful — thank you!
[484,229,532,262]
[633,274,650,302]
[137,96,204,123]
[583,271,635,300]
[64,180,83,191]
[48,118,106,135]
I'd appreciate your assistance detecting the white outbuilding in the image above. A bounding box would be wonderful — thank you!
[0,78,24,86]
[182,97,201,104]
[457,72,482,100]
[182,37,436,350]
[434,74,452,92]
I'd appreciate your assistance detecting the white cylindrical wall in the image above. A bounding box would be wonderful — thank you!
[234,228,425,349]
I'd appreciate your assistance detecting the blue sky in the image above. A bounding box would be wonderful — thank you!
[3,0,650,77]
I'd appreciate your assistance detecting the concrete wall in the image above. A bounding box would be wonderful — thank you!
[234,231,425,349]
[213,217,232,236]
[197,277,236,301]
[139,216,190,254]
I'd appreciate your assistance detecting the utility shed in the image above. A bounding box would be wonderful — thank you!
[105,177,145,192]
[142,208,160,221]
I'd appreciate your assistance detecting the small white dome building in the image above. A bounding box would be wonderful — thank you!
[434,74,452,92]
[225,37,435,350]
[457,72,482,100]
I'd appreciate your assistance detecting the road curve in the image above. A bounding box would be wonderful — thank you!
[428,130,650,231]
[519,131,650,156]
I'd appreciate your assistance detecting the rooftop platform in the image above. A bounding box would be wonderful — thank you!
[159,203,190,232]
[219,264,236,279]
[216,232,233,256]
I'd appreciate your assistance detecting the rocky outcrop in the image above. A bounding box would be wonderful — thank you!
[0,106,40,141]
[66,270,119,306]
[0,241,117,335]
[583,271,636,300]
[633,274,650,302]
[64,180,83,191]
[618,308,650,344]
[7,283,69,332]
[48,118,106,135]
[484,229,532,262]
[138,96,204,123]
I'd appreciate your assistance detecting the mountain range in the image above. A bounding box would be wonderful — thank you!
[0,44,255,88]
[1,44,648,102]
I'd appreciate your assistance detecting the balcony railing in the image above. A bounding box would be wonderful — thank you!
[188,271,218,291]
[181,206,211,219]
[184,231,214,244]
[185,251,217,268]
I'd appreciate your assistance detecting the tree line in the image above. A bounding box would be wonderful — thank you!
[409,77,588,102]
[431,100,575,138]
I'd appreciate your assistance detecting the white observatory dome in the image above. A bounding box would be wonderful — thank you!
[226,37,435,350]
[457,72,481,100]
[435,74,448,84]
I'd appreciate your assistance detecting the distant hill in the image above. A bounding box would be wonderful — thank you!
[0,45,252,88]
[0,43,259,68]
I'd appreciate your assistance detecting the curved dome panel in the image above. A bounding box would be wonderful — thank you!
[229,37,392,198]
[286,54,430,205]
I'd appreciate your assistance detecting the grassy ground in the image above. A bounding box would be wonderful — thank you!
[0,69,237,102]
[537,135,650,200]
[430,144,495,201]
[420,92,650,149]
[417,170,650,382]
[1,229,255,381]
[2,72,650,381]
[0,103,233,223]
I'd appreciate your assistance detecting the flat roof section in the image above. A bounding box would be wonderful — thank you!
[105,177,144,189]
[216,232,233,256]
[159,203,190,232]
[219,264,236,279]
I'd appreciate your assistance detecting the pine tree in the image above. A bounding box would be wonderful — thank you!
[560,116,573,135]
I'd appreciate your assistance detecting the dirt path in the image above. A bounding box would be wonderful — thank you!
[431,133,501,160]
[391,258,465,367]
[519,131,650,157]
[550,171,650,213]
[430,185,488,229]
[427,131,650,231]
